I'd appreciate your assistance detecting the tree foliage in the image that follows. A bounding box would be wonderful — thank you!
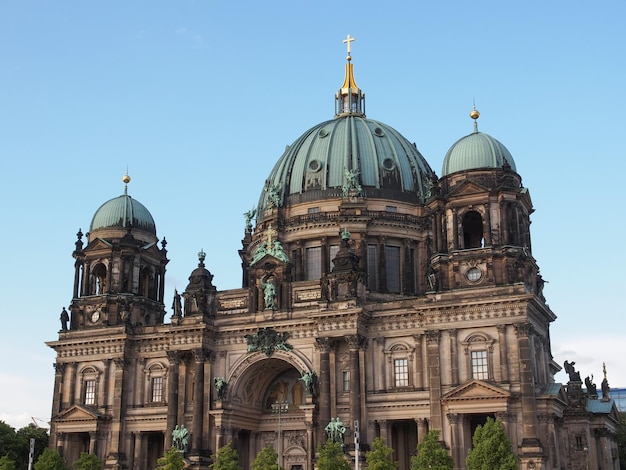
[365,437,398,470]
[316,439,350,470]
[33,448,69,470]
[155,448,185,470]
[251,445,281,470]
[71,453,101,470]
[209,442,242,470]
[410,429,454,470]
[465,417,517,470]
[0,455,16,470]
[0,422,49,470]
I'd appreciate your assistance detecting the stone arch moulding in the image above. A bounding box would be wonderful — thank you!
[226,349,314,404]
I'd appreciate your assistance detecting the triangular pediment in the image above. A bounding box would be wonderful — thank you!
[85,237,113,251]
[447,179,489,197]
[442,379,511,402]
[250,253,290,268]
[53,404,106,423]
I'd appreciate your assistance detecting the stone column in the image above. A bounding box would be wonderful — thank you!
[98,359,110,408]
[415,418,427,443]
[315,338,333,445]
[447,413,462,467]
[378,420,389,443]
[51,363,65,417]
[497,324,509,382]
[345,334,364,428]
[89,431,97,454]
[68,362,77,406]
[107,357,126,464]
[413,334,424,389]
[166,351,182,449]
[449,329,459,386]
[483,203,492,246]
[514,322,545,465]
[191,348,207,454]
[425,330,443,430]
[375,337,385,392]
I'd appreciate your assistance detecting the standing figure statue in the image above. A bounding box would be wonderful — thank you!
[172,289,183,318]
[325,417,346,444]
[60,307,69,331]
[299,370,319,396]
[564,360,581,382]
[262,279,276,310]
[244,208,256,233]
[214,377,228,400]
[172,424,189,453]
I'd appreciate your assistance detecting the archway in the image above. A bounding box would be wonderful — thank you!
[215,351,315,470]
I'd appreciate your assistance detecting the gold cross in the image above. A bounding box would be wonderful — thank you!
[266,223,277,247]
[343,34,355,55]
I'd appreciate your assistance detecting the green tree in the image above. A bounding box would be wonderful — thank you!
[0,455,16,470]
[410,429,454,470]
[155,448,185,470]
[71,453,101,470]
[209,442,242,470]
[316,439,350,470]
[16,424,49,470]
[33,448,69,470]
[251,445,281,470]
[365,437,398,470]
[465,417,517,470]
[0,422,20,464]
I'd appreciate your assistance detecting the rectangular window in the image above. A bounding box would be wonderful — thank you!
[394,359,409,387]
[342,371,351,391]
[471,350,489,380]
[367,245,378,289]
[385,245,401,293]
[84,379,96,405]
[151,377,164,402]
[306,246,322,280]
[308,207,320,214]
[386,205,397,212]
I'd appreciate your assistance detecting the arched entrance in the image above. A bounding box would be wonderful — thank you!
[211,351,315,470]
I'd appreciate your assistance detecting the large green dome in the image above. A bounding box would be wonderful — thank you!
[258,116,434,211]
[442,129,516,177]
[90,190,156,235]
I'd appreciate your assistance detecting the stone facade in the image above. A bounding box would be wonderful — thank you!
[47,52,620,470]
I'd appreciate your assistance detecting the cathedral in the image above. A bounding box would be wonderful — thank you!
[46,39,620,470]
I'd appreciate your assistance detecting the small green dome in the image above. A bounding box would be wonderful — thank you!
[442,130,516,176]
[90,193,156,235]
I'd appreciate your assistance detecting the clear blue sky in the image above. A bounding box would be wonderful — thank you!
[1,1,624,429]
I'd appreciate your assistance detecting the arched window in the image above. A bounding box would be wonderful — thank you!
[91,263,107,295]
[462,333,495,381]
[384,342,414,389]
[462,210,484,248]
[139,266,153,298]
[146,362,167,404]
[79,366,100,406]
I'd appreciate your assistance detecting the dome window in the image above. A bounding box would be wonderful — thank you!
[308,160,323,172]
[318,128,329,138]
[374,127,384,137]
[382,158,396,171]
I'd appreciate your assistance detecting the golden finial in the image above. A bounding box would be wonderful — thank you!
[343,34,355,61]
[122,174,131,184]
[470,102,480,132]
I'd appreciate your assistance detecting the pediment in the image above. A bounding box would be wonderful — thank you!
[251,253,289,267]
[442,379,511,402]
[53,404,106,423]
[85,237,113,251]
[447,179,489,197]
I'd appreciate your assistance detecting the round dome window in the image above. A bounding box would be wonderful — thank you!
[382,158,396,171]
[309,160,322,172]
[466,267,483,282]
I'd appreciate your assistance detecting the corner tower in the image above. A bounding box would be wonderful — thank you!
[69,174,169,329]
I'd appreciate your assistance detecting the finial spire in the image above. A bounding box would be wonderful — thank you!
[122,171,131,195]
[335,35,365,118]
[470,102,480,133]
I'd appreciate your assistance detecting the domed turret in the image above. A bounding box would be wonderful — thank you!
[90,174,157,237]
[441,108,516,176]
